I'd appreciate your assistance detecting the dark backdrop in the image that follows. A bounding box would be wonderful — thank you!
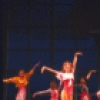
[3,0,99,100]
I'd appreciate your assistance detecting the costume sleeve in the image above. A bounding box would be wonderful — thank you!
[56,72,63,80]
[4,78,12,83]
[25,71,33,79]
[4,77,18,83]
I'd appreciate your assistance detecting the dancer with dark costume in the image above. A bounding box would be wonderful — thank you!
[41,52,82,100]
[33,81,58,100]
[78,70,97,100]
[3,61,40,100]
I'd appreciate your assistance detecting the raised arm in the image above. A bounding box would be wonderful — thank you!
[86,70,97,80]
[33,89,51,98]
[30,61,40,74]
[72,52,83,71]
[41,66,59,75]
[25,61,40,79]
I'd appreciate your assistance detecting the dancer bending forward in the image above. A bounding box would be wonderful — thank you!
[3,61,40,100]
[41,52,82,100]
[33,81,58,100]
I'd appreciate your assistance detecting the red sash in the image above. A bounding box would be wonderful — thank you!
[80,92,91,100]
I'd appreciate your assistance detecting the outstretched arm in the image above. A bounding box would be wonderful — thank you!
[33,89,51,98]
[72,52,83,72]
[41,66,59,75]
[3,78,12,83]
[86,70,97,80]
[3,77,17,83]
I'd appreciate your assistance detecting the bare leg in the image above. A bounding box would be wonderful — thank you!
[61,90,68,100]
[16,90,26,100]
[69,95,73,100]
[16,91,20,100]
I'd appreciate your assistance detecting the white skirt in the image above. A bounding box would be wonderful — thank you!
[16,88,26,100]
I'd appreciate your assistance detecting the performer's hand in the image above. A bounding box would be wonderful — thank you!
[41,66,47,73]
[75,52,83,56]
[91,70,97,73]
[3,79,6,83]
[32,61,40,71]
[32,93,37,98]
[34,61,40,68]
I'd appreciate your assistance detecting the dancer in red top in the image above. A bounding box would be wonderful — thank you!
[33,81,58,100]
[41,52,82,100]
[78,70,97,100]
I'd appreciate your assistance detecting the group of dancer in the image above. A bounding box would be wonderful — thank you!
[3,52,100,100]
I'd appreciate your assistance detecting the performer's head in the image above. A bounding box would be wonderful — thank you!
[19,70,25,77]
[97,90,100,100]
[62,61,72,73]
[50,81,57,90]
[80,77,87,84]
